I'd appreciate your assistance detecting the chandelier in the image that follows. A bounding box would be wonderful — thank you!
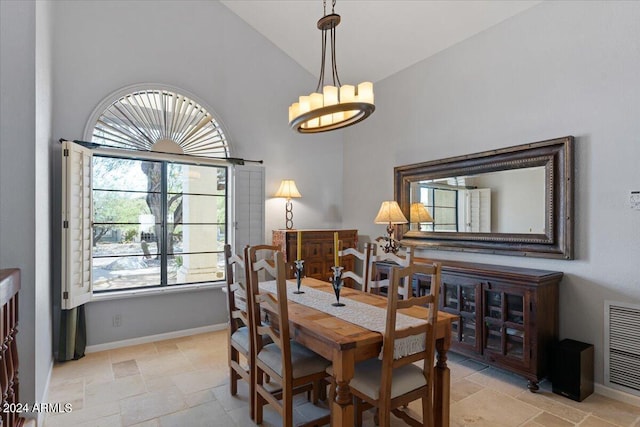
[288,0,375,133]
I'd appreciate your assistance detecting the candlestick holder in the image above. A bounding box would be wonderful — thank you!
[331,266,345,307]
[294,259,305,294]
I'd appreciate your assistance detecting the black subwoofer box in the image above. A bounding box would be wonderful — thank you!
[551,339,594,402]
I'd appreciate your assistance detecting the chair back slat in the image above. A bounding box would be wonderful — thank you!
[379,262,441,403]
[338,243,374,291]
[247,245,292,377]
[224,244,250,334]
[370,247,414,298]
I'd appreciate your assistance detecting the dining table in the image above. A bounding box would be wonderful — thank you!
[259,276,458,427]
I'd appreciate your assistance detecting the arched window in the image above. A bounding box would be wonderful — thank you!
[87,86,229,157]
[62,86,263,304]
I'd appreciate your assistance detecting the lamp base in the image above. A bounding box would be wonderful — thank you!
[285,199,294,230]
[377,233,401,254]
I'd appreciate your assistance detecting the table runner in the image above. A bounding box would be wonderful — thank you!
[259,280,427,359]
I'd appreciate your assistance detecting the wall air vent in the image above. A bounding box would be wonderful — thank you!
[605,301,640,396]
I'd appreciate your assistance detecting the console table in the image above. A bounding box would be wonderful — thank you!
[374,257,562,391]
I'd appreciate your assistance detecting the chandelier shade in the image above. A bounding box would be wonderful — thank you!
[288,1,375,133]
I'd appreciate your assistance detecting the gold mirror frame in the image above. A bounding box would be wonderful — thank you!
[394,136,574,259]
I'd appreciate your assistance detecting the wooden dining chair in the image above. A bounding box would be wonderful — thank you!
[247,246,331,427]
[370,246,414,299]
[350,262,441,427]
[224,244,252,396]
[224,244,274,420]
[339,243,374,292]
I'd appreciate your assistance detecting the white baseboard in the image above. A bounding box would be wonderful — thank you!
[36,359,54,426]
[595,382,640,407]
[85,323,227,354]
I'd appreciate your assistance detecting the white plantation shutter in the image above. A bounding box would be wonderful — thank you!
[233,164,265,251]
[61,140,93,309]
[462,188,491,232]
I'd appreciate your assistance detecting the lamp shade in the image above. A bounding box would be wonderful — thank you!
[274,180,302,199]
[374,201,408,224]
[410,202,433,223]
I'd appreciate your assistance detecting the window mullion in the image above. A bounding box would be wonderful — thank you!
[161,161,169,286]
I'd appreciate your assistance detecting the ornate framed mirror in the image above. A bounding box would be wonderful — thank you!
[395,136,574,259]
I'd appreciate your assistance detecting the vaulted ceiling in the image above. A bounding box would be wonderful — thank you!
[221,1,541,84]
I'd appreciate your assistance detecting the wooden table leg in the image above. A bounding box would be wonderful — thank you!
[331,348,355,427]
[434,328,452,427]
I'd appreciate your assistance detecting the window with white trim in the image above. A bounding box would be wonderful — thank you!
[61,87,264,307]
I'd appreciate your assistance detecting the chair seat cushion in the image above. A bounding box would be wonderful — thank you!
[258,341,330,379]
[230,326,271,353]
[348,359,427,400]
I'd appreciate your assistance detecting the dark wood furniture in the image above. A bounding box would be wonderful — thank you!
[272,229,358,282]
[374,257,562,391]
[258,276,457,427]
[0,269,25,427]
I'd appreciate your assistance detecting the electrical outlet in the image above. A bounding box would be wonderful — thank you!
[630,191,640,210]
[113,314,122,327]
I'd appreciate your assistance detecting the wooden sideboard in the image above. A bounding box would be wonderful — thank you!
[374,257,562,391]
[272,229,358,283]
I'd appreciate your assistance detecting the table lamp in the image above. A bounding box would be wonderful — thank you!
[374,201,408,253]
[410,202,433,231]
[274,179,302,229]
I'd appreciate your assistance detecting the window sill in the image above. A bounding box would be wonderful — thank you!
[90,282,225,302]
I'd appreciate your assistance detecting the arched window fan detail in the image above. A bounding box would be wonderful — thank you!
[91,89,229,158]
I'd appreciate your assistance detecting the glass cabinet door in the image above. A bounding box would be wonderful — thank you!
[441,276,482,354]
[482,282,530,367]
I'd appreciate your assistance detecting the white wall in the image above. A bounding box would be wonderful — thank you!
[50,0,345,346]
[343,0,640,385]
[35,0,54,409]
[469,167,546,233]
[0,0,54,411]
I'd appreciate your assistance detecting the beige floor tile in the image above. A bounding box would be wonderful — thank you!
[527,411,575,427]
[171,367,228,395]
[185,388,217,408]
[451,378,485,403]
[574,394,640,426]
[451,388,540,427]
[212,382,250,412]
[449,358,490,381]
[85,374,146,407]
[516,389,588,424]
[465,366,530,396]
[51,354,114,383]
[130,420,161,427]
[43,331,640,427]
[76,413,123,427]
[143,374,177,392]
[113,359,141,378]
[44,401,120,427]
[120,388,187,426]
[579,415,623,427]
[136,352,196,379]
[158,400,232,427]
[110,343,158,364]
[47,377,84,410]
[540,392,640,426]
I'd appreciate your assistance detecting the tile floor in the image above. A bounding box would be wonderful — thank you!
[44,330,640,427]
